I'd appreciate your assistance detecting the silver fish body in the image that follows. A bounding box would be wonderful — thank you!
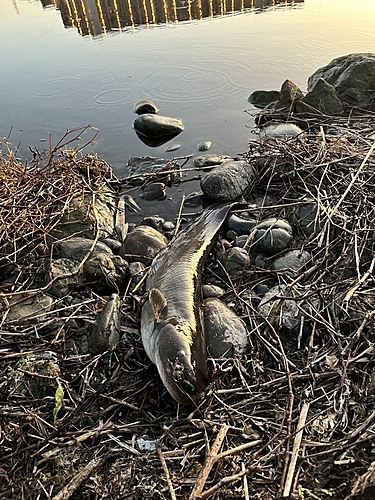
[141,203,235,404]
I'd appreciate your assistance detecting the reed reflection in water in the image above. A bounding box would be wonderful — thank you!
[55,0,303,37]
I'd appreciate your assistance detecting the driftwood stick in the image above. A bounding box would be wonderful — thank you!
[156,441,177,500]
[216,439,262,460]
[242,462,250,500]
[283,401,310,497]
[200,469,248,500]
[189,424,229,500]
[51,457,103,500]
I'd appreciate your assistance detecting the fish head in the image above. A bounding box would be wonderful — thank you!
[155,320,205,405]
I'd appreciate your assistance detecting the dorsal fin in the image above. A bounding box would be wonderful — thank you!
[149,288,168,322]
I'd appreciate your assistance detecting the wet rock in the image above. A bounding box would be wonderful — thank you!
[4,293,54,325]
[221,246,251,277]
[193,154,232,168]
[54,237,113,261]
[197,141,211,151]
[259,123,303,141]
[202,284,225,298]
[278,79,304,107]
[49,258,84,297]
[301,78,344,115]
[225,213,257,235]
[184,191,203,207]
[308,53,375,110]
[165,144,181,152]
[248,90,279,109]
[99,238,122,253]
[253,219,293,253]
[203,298,248,357]
[162,221,175,231]
[272,250,311,275]
[140,182,166,201]
[120,225,168,263]
[133,114,184,138]
[133,100,159,115]
[200,159,256,202]
[141,216,164,231]
[88,294,121,354]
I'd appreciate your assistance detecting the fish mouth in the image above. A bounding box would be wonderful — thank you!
[171,358,204,395]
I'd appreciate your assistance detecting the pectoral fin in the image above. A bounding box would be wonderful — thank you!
[149,288,168,322]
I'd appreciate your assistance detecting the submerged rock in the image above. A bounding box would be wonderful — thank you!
[308,53,375,110]
[248,90,279,109]
[200,159,256,202]
[197,141,211,151]
[133,100,159,115]
[133,114,184,138]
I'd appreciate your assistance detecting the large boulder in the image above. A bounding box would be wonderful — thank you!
[301,78,344,115]
[308,53,375,110]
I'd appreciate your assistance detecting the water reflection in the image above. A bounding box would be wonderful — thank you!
[54,0,303,37]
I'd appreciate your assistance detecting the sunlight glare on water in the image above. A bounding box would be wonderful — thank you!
[0,0,375,175]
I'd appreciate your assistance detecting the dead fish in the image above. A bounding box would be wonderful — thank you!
[141,203,235,404]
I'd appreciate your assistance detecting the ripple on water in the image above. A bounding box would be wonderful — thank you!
[33,76,82,98]
[139,62,252,104]
[93,88,133,105]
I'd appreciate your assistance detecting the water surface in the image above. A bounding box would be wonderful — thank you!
[1,0,375,176]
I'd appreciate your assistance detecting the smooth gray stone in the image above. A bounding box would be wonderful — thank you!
[193,154,232,168]
[5,293,54,325]
[225,213,257,235]
[99,238,122,253]
[133,114,184,138]
[259,123,303,141]
[203,298,248,357]
[222,246,251,276]
[308,53,375,110]
[272,250,311,276]
[253,219,293,254]
[200,159,256,202]
[54,237,112,261]
[89,294,121,354]
[202,284,225,298]
[140,182,166,201]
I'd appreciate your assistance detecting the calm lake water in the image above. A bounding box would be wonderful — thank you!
[1,0,375,177]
